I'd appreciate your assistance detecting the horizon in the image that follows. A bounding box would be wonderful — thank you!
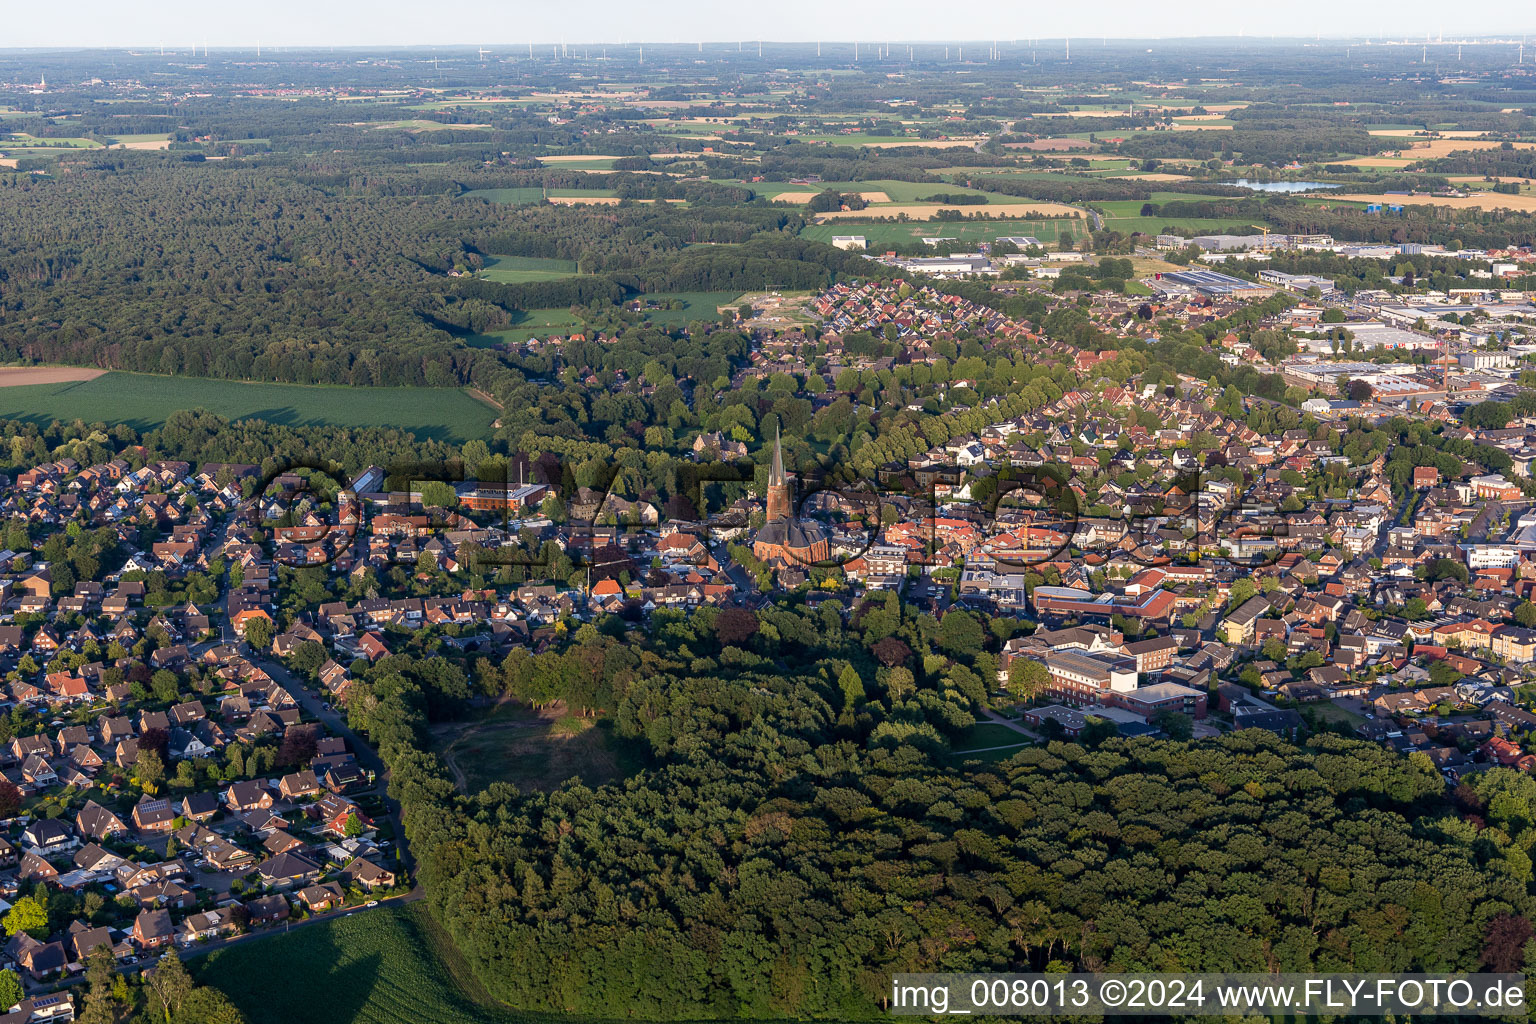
[5,0,1536,51]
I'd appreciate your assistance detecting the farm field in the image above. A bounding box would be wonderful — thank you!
[197,904,525,1024]
[460,187,544,204]
[1373,138,1536,159]
[0,372,496,443]
[1314,192,1536,212]
[0,133,100,148]
[799,218,1082,246]
[363,119,492,132]
[812,202,1084,221]
[460,187,622,205]
[477,255,583,283]
[771,190,892,203]
[801,135,983,149]
[536,154,620,167]
[0,366,107,387]
[737,178,1009,203]
[547,194,684,206]
[636,291,743,325]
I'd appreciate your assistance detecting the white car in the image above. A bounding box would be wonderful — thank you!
[366,900,379,907]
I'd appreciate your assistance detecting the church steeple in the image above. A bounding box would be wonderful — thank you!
[765,425,790,523]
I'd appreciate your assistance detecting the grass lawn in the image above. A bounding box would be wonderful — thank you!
[477,255,582,284]
[952,722,1030,751]
[1314,701,1366,727]
[433,704,647,794]
[196,903,527,1024]
[0,372,496,444]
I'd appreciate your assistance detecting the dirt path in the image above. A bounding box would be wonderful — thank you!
[465,387,504,411]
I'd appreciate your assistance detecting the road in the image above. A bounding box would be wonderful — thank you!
[250,654,417,878]
[979,706,1042,739]
[37,513,421,999]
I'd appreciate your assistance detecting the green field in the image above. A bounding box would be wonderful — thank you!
[951,722,1031,751]
[478,255,583,284]
[196,903,525,1024]
[102,132,173,145]
[0,133,100,149]
[537,156,619,169]
[636,291,743,325]
[0,372,496,443]
[462,308,586,347]
[432,704,646,795]
[460,187,545,205]
[799,219,1080,247]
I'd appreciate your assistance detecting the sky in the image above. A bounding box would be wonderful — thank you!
[3,0,1535,50]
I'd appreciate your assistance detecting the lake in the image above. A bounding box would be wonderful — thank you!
[1229,179,1340,193]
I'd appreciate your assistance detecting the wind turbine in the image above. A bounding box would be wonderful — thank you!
[479,46,489,60]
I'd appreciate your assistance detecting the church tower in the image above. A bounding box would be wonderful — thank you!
[765,425,791,523]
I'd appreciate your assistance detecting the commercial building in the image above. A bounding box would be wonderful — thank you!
[1041,649,1139,707]
[1258,269,1337,295]
[1154,269,1274,300]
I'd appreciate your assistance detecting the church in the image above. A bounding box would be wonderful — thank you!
[751,427,830,567]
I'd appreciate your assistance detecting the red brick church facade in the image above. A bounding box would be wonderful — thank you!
[752,427,830,567]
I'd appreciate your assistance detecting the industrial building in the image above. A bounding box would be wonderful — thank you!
[1153,269,1274,300]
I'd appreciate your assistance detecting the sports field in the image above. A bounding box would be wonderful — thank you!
[0,372,496,443]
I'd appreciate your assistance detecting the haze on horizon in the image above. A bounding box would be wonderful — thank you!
[6,0,1536,51]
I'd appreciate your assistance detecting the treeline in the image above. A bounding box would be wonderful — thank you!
[1424,145,1536,180]
[1263,203,1536,250]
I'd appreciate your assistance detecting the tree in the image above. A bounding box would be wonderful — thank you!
[1346,379,1374,402]
[144,950,195,1024]
[938,610,984,658]
[1008,658,1049,698]
[1517,601,1536,629]
[3,897,47,940]
[0,969,21,1011]
[836,665,866,709]
[135,747,167,793]
[241,615,273,651]
[1152,709,1194,740]
[344,813,365,838]
[1481,913,1532,973]
[0,780,20,820]
[872,636,912,667]
[1228,577,1258,608]
[714,607,759,646]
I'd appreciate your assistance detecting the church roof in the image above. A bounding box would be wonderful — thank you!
[769,424,786,488]
[756,517,829,552]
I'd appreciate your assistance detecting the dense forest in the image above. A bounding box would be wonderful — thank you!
[315,598,1536,1019]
